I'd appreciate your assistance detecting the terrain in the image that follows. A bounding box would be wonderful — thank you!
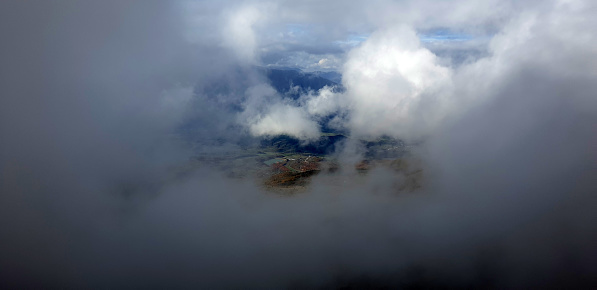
[189,134,423,194]
[184,67,424,193]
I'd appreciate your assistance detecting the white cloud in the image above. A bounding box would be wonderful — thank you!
[304,86,344,116]
[341,26,453,139]
[240,84,321,140]
[221,5,266,63]
[248,103,320,140]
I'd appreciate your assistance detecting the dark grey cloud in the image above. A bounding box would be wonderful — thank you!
[1,0,596,289]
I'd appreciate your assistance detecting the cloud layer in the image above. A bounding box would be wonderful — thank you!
[1,0,596,288]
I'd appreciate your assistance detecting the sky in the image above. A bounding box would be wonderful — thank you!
[1,0,596,288]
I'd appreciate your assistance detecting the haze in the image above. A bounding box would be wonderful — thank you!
[1,0,596,288]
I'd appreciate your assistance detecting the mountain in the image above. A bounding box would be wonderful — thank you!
[257,67,344,99]
[310,71,342,83]
[186,66,346,142]
[261,134,347,155]
[195,66,343,102]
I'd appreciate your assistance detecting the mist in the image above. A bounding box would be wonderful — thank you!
[1,0,596,288]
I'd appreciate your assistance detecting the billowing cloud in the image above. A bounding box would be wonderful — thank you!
[248,103,321,140]
[342,26,453,139]
[239,84,321,140]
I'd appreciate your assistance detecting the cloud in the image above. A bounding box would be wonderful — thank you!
[278,26,456,141]
[304,86,345,116]
[341,26,454,139]
[240,83,321,140]
[222,5,264,63]
[248,103,321,140]
[1,0,596,288]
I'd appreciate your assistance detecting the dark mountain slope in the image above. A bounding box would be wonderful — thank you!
[259,67,344,99]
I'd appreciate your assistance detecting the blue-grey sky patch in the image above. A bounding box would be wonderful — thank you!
[334,34,369,47]
[418,28,477,42]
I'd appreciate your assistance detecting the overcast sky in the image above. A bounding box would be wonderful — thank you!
[1,0,596,288]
